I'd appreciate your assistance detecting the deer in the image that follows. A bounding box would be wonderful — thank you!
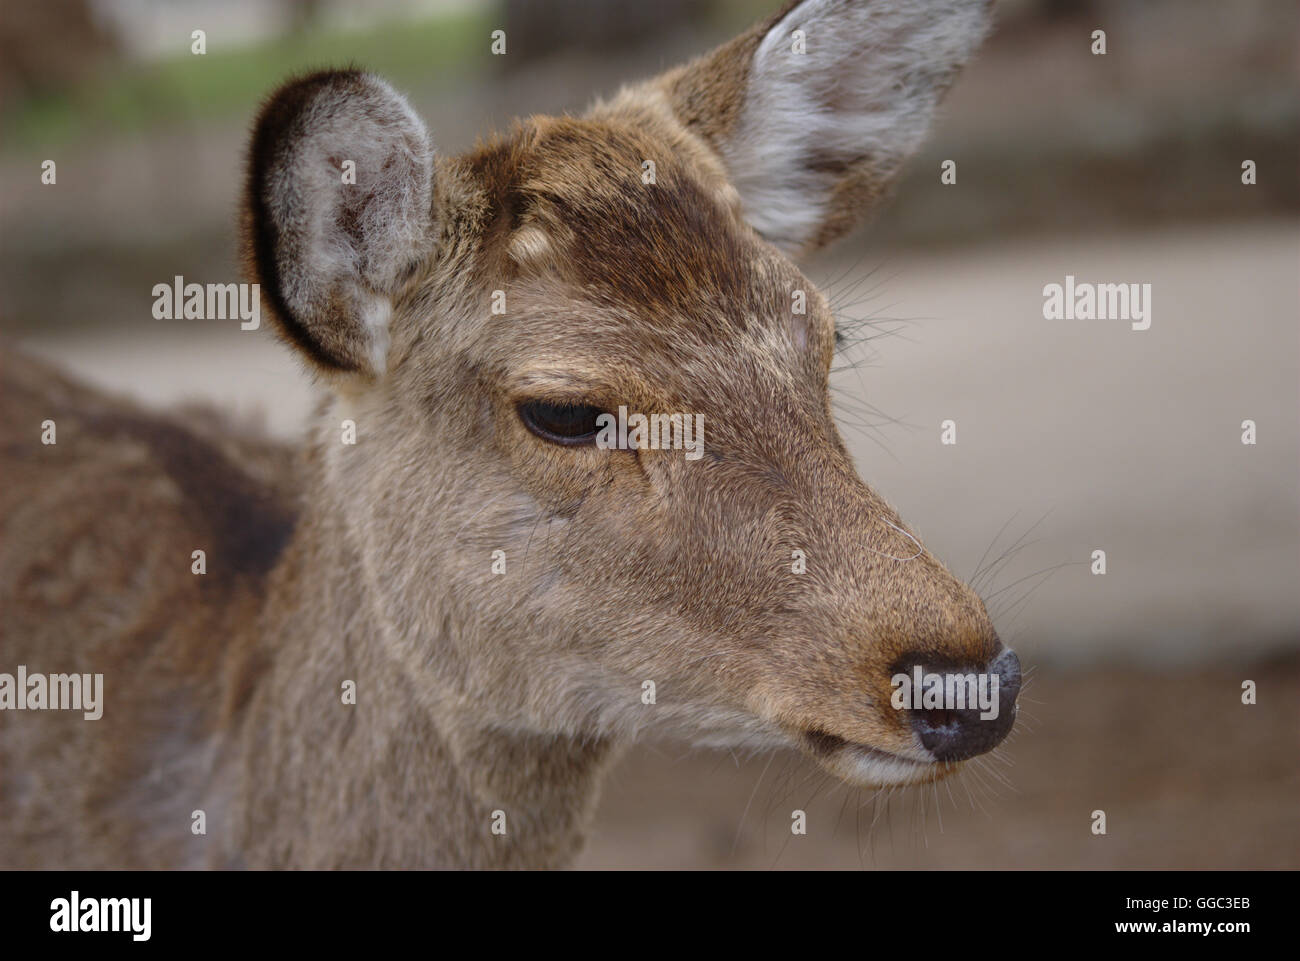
[0,0,1018,869]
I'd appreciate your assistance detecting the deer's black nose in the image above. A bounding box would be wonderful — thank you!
[902,648,1021,762]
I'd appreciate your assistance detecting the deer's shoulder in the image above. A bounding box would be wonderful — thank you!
[0,347,299,659]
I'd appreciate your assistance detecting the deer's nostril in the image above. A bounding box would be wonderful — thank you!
[901,648,1021,763]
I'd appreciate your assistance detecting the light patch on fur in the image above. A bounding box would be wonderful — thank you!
[508,226,557,272]
[722,0,989,253]
[836,746,935,786]
[358,291,392,374]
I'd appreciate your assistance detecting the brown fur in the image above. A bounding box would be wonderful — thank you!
[0,0,998,868]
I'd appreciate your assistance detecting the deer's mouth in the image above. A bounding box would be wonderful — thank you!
[800,728,938,787]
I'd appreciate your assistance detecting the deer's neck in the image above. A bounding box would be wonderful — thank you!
[223,493,615,869]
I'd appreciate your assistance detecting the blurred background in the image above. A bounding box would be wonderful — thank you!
[1,0,1296,868]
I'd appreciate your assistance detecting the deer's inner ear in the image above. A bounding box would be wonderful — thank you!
[653,0,990,257]
[243,69,435,379]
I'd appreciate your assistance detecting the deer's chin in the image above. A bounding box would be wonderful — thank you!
[801,732,940,787]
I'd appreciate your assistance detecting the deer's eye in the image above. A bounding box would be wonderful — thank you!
[518,400,605,446]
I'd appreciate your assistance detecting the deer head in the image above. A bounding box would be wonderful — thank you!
[242,0,1016,791]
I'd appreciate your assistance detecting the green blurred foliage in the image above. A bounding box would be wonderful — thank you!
[1,6,494,155]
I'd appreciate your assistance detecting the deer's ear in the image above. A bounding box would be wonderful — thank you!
[658,0,990,256]
[243,70,434,377]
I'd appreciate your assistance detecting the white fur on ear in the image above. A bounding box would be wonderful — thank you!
[249,71,434,375]
[357,291,394,375]
[722,0,989,254]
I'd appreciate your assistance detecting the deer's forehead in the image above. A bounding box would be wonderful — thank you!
[466,118,798,331]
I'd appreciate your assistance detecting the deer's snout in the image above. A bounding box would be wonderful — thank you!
[898,648,1021,762]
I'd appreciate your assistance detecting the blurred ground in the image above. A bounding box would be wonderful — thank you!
[580,662,1300,869]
